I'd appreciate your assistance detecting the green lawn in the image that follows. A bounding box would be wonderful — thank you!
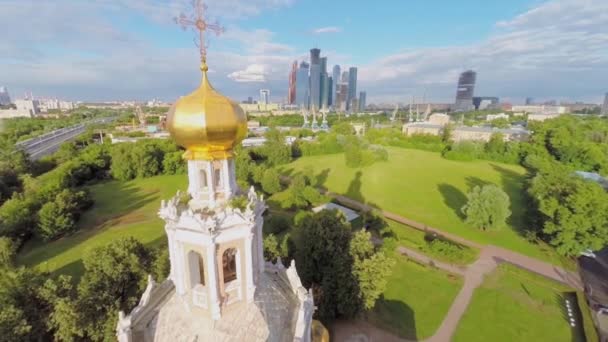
[367,254,463,339]
[284,147,568,266]
[17,175,187,279]
[453,264,585,342]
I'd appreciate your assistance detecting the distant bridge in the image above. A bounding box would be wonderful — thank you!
[15,117,115,160]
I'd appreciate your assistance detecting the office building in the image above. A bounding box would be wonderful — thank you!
[347,67,358,110]
[454,70,476,111]
[327,77,333,108]
[260,89,270,105]
[349,98,359,113]
[0,87,11,106]
[359,91,367,111]
[602,93,608,115]
[288,61,297,105]
[525,97,534,105]
[341,71,349,84]
[14,99,40,115]
[472,96,499,110]
[337,84,348,112]
[309,49,321,111]
[295,62,309,108]
[319,57,329,109]
[332,65,340,108]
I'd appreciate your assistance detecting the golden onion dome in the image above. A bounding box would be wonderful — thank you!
[167,62,247,160]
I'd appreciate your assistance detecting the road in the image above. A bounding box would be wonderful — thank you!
[15,117,115,160]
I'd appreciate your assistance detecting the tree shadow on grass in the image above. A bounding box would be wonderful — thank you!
[437,183,467,219]
[367,296,418,340]
[315,168,330,189]
[346,171,365,203]
[489,164,530,237]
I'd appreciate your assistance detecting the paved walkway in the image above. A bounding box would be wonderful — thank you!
[327,193,582,342]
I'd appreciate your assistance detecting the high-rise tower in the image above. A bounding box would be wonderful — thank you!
[0,87,11,106]
[296,62,310,108]
[320,57,329,109]
[309,49,321,111]
[332,65,340,108]
[454,70,476,111]
[347,67,358,111]
[602,93,608,116]
[288,61,297,105]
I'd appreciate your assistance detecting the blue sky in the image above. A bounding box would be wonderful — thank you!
[0,0,607,104]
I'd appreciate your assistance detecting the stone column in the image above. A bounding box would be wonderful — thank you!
[222,159,232,198]
[174,241,186,295]
[256,215,265,273]
[187,160,199,200]
[206,162,215,207]
[206,245,221,320]
[245,233,255,302]
[166,228,177,283]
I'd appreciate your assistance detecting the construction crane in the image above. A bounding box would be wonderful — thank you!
[391,104,399,122]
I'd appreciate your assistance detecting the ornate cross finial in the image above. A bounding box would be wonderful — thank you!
[174,0,225,66]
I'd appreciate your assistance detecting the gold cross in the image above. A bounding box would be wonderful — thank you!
[174,0,225,63]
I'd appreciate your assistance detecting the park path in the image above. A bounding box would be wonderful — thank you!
[327,193,582,342]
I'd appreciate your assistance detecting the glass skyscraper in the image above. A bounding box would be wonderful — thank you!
[359,91,366,111]
[296,61,310,108]
[309,49,321,111]
[347,67,358,110]
[332,65,340,108]
[320,57,329,109]
[454,70,476,111]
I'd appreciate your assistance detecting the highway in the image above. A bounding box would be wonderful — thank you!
[16,117,115,160]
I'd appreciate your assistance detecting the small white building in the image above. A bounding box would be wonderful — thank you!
[511,105,567,115]
[486,113,509,121]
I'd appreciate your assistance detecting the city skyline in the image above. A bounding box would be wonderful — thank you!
[0,0,607,104]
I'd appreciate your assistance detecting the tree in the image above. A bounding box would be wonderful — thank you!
[52,238,153,341]
[441,123,454,143]
[293,210,361,322]
[485,133,506,155]
[0,195,35,240]
[529,167,608,256]
[461,184,511,231]
[37,189,92,241]
[0,267,53,341]
[349,230,394,310]
[0,237,16,268]
[261,168,282,194]
[162,151,185,175]
[263,234,282,262]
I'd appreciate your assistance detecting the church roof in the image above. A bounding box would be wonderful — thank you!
[134,271,300,342]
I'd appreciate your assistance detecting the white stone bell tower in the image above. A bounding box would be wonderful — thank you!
[160,178,265,320]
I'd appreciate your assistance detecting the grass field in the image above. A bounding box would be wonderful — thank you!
[453,264,585,342]
[284,147,568,265]
[367,254,463,339]
[17,175,187,279]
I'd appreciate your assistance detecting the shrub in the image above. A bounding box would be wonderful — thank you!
[462,184,511,231]
[162,151,185,175]
[261,168,282,194]
[443,141,484,161]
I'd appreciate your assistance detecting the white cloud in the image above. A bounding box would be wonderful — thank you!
[312,26,342,34]
[228,64,268,82]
